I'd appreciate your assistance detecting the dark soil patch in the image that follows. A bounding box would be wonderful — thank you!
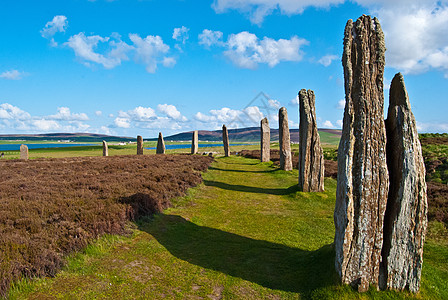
[0,154,212,296]
[420,137,448,146]
[238,149,338,178]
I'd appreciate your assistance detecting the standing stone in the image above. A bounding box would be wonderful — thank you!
[260,118,270,162]
[20,144,28,160]
[334,15,389,292]
[137,135,143,155]
[298,89,324,192]
[222,125,230,157]
[381,73,428,292]
[278,107,292,171]
[156,132,165,154]
[102,140,108,156]
[191,130,198,154]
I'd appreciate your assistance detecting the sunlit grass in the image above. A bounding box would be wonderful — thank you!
[8,155,448,299]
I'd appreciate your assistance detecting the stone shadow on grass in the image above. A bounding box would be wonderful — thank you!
[140,214,337,294]
[208,166,277,174]
[203,180,299,195]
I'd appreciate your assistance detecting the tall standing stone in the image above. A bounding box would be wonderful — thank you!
[156,132,165,154]
[334,15,389,292]
[20,144,28,160]
[222,125,230,157]
[381,73,428,292]
[102,140,109,156]
[191,130,198,154]
[137,135,143,155]
[298,89,324,192]
[279,107,292,171]
[260,117,270,162]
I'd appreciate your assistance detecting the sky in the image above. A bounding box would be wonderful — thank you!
[1,0,447,138]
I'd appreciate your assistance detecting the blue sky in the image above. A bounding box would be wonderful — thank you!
[1,0,447,138]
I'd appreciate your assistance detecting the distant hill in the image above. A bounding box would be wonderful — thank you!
[0,127,342,144]
[160,127,342,144]
[0,133,133,142]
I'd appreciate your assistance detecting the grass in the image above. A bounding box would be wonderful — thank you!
[8,155,448,299]
[317,131,341,146]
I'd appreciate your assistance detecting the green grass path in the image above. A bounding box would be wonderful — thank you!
[9,156,448,299]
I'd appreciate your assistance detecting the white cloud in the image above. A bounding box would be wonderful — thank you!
[375,2,448,76]
[112,105,187,131]
[223,31,308,69]
[198,29,224,47]
[268,99,281,109]
[194,106,266,128]
[209,107,243,123]
[0,103,90,133]
[41,15,68,46]
[95,110,102,116]
[129,34,172,73]
[336,99,345,109]
[336,119,343,128]
[212,0,448,77]
[290,95,299,106]
[0,103,31,120]
[157,104,187,121]
[0,70,28,80]
[212,0,344,24]
[172,26,189,44]
[243,106,264,122]
[162,57,177,68]
[65,33,125,69]
[416,121,448,133]
[114,117,131,128]
[31,119,61,131]
[194,112,214,122]
[120,106,157,121]
[61,30,172,73]
[318,54,338,67]
[322,120,335,128]
[137,117,183,130]
[48,107,89,121]
[99,126,112,135]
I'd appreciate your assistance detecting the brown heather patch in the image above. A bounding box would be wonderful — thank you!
[0,154,213,296]
[427,182,448,225]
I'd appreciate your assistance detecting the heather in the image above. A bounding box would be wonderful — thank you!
[0,154,212,296]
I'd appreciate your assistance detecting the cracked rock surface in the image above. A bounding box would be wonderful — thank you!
[298,89,324,192]
[334,15,389,292]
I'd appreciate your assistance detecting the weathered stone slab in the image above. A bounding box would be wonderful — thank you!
[191,130,198,154]
[381,73,428,292]
[222,125,230,157]
[279,107,292,171]
[260,117,270,162]
[102,140,108,156]
[137,135,143,155]
[298,89,324,192]
[334,15,389,292]
[156,132,165,154]
[20,144,28,160]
